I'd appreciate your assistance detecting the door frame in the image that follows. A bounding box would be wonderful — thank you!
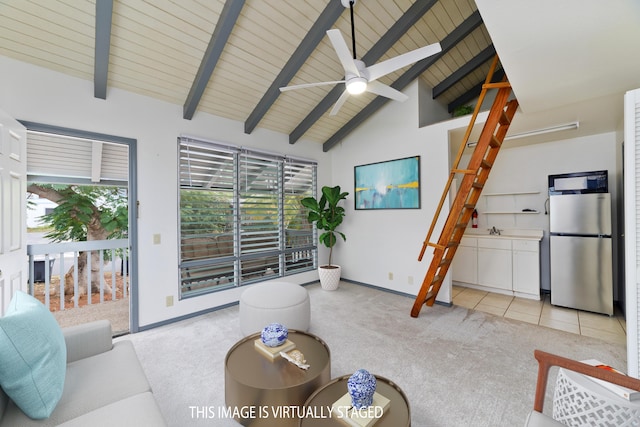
[19,121,139,332]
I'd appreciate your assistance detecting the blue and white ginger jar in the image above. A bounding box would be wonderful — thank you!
[261,323,288,347]
[347,369,377,409]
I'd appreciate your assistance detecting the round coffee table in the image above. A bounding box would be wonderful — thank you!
[299,374,411,426]
[225,330,331,426]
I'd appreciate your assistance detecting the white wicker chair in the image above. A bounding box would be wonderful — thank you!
[525,350,640,427]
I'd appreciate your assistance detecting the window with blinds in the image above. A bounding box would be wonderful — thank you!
[178,137,316,298]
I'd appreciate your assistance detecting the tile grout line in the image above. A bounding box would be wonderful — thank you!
[453,286,625,342]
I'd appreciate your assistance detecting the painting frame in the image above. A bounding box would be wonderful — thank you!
[354,156,421,210]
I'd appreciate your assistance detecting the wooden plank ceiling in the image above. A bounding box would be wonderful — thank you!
[0,0,495,151]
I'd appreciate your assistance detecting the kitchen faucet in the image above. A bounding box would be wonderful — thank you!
[489,226,501,236]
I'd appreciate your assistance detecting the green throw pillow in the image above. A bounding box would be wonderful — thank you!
[0,291,66,419]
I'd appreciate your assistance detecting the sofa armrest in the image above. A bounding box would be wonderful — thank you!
[63,319,113,363]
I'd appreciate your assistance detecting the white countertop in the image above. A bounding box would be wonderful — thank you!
[463,228,544,241]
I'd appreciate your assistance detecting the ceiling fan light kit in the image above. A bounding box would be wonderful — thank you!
[279,0,441,116]
[346,77,367,95]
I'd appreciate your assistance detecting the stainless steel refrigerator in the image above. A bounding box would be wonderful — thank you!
[549,193,613,315]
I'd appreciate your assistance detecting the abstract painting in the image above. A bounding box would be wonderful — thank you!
[354,156,420,210]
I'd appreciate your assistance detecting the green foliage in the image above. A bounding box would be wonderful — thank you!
[300,185,348,266]
[453,105,474,117]
[180,189,233,235]
[35,184,128,242]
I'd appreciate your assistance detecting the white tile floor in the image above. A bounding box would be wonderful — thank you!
[452,285,627,346]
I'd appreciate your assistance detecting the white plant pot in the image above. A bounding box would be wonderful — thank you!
[318,265,341,290]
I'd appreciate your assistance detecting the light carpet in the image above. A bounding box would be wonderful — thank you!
[122,282,627,426]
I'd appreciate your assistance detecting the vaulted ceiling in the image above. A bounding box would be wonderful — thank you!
[2,1,638,153]
[0,0,497,151]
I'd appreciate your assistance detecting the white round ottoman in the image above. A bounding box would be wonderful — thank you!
[239,282,310,336]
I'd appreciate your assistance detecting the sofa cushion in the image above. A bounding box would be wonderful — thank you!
[0,291,66,419]
[56,392,166,427]
[0,340,152,426]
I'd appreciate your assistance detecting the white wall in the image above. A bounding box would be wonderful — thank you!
[0,56,331,329]
[330,79,621,308]
[0,53,625,326]
[466,132,620,292]
[329,81,472,304]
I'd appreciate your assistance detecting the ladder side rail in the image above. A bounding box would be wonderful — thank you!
[412,87,516,317]
[412,247,445,314]
[473,98,519,194]
[418,56,502,261]
[424,95,517,308]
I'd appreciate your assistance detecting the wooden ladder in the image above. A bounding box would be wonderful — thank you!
[410,56,518,318]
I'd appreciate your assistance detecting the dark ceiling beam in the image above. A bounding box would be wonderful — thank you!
[432,44,495,99]
[183,0,245,120]
[243,1,345,135]
[323,10,484,152]
[94,0,113,99]
[447,68,505,113]
[289,0,439,145]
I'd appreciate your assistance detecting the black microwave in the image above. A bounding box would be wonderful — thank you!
[548,170,608,195]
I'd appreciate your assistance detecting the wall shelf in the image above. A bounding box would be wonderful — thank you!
[482,191,540,196]
[484,210,540,214]
[480,191,542,223]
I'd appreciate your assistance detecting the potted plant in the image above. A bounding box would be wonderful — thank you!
[300,185,349,290]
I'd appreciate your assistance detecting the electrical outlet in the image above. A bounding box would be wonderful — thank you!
[166,296,174,307]
[388,272,393,280]
[153,233,161,245]
[408,276,414,285]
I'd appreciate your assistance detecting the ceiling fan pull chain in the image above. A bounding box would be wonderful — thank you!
[349,0,356,59]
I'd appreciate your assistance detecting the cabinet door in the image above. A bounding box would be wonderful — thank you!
[513,249,540,296]
[452,245,477,284]
[477,248,512,290]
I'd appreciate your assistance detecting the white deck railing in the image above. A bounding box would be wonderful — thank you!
[27,239,129,311]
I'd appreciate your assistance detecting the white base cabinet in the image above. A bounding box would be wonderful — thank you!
[451,237,477,284]
[477,238,512,291]
[453,235,541,300]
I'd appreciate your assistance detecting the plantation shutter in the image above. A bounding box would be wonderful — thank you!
[239,150,281,281]
[179,138,236,295]
[624,88,640,376]
[178,136,317,298]
[283,157,316,273]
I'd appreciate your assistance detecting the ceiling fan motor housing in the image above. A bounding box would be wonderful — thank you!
[346,59,368,94]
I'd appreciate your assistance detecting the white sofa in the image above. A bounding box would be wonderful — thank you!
[0,319,166,426]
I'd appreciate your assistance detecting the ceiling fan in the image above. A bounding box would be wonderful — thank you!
[279,0,442,116]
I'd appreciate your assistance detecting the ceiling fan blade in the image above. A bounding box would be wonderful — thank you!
[326,29,360,77]
[366,42,442,82]
[329,89,351,116]
[279,80,345,92]
[366,80,409,102]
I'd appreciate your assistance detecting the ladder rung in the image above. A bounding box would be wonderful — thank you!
[489,135,502,148]
[452,168,476,175]
[427,242,446,250]
[412,67,516,318]
[483,82,511,89]
[499,111,511,126]
[438,259,451,267]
